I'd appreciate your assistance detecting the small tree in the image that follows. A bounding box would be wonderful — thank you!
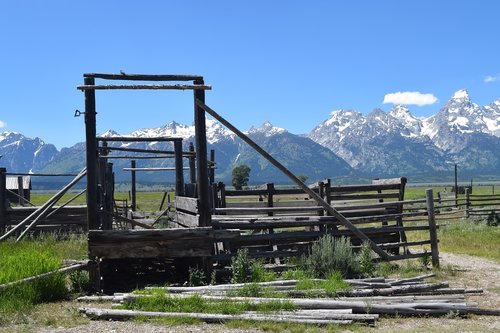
[298,174,309,183]
[232,164,251,190]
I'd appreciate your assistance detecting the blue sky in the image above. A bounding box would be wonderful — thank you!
[0,0,499,149]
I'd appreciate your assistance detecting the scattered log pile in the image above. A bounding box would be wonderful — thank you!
[78,273,499,326]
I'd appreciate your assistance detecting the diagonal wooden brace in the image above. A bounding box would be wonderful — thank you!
[195,99,389,260]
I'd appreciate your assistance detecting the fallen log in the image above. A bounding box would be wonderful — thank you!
[0,262,88,290]
[134,294,483,316]
[79,307,360,325]
[390,273,436,286]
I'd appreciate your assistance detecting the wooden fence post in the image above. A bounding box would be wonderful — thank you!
[174,140,185,197]
[266,183,274,217]
[425,189,440,268]
[465,187,470,219]
[188,142,196,184]
[131,160,137,211]
[17,176,24,207]
[0,168,6,235]
[193,78,211,227]
[318,181,325,217]
[209,149,215,184]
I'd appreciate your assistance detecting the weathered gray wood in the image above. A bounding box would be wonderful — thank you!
[175,196,199,213]
[102,211,155,229]
[175,211,200,228]
[372,177,405,185]
[84,73,204,81]
[174,140,184,196]
[0,169,87,242]
[124,294,483,316]
[390,273,435,286]
[426,189,440,268]
[80,307,358,325]
[194,79,211,227]
[88,228,239,259]
[77,84,212,91]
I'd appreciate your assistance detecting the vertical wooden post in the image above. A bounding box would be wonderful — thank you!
[84,76,99,230]
[174,140,185,197]
[220,183,226,208]
[267,183,274,216]
[318,181,325,217]
[193,79,211,227]
[103,162,114,230]
[188,142,196,183]
[131,160,137,211]
[465,187,470,219]
[209,149,215,184]
[425,189,440,268]
[17,176,24,206]
[454,164,458,207]
[0,168,6,235]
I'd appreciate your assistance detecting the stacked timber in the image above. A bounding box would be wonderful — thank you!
[78,274,499,326]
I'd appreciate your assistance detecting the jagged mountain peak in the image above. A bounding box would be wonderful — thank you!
[389,105,411,118]
[451,88,470,101]
[248,121,286,136]
[324,109,363,126]
[100,129,120,137]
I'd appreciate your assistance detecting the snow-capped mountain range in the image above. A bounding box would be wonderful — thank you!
[1,89,499,183]
[308,89,500,176]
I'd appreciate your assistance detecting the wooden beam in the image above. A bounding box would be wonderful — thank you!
[195,100,389,260]
[83,73,204,81]
[97,136,183,142]
[131,160,136,211]
[77,84,212,91]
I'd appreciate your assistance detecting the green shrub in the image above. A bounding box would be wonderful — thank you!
[250,261,275,282]
[301,235,359,278]
[279,268,311,280]
[188,267,205,286]
[358,242,375,278]
[69,270,91,294]
[231,249,251,283]
[486,212,499,227]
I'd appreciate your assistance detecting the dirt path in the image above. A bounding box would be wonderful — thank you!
[2,252,499,333]
[373,252,500,333]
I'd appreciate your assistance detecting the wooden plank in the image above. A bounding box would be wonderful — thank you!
[226,201,267,208]
[175,211,200,228]
[175,196,199,213]
[372,178,405,185]
[77,84,211,91]
[329,193,400,201]
[89,239,214,258]
[330,183,403,192]
[84,73,204,81]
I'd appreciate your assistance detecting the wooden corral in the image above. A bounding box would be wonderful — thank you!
[0,168,88,237]
[75,73,444,292]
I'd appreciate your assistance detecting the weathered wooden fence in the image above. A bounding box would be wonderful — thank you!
[0,168,87,238]
[169,177,439,267]
[464,188,500,219]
